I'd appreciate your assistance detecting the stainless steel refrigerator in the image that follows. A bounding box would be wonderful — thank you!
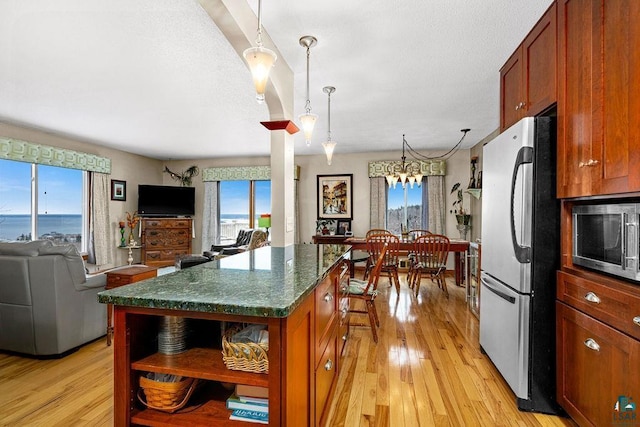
[480,116,560,414]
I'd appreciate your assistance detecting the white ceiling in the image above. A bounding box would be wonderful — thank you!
[0,0,554,160]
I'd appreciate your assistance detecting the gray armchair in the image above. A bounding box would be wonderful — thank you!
[0,240,107,356]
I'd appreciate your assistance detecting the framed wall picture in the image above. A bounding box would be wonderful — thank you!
[317,174,353,220]
[111,180,126,201]
[336,219,351,235]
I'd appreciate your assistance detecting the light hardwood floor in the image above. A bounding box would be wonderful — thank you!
[0,274,576,426]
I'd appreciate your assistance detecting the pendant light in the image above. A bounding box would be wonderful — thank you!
[243,0,277,104]
[298,36,318,146]
[322,86,337,165]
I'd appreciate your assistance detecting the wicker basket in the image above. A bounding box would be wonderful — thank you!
[138,375,198,413]
[221,327,269,374]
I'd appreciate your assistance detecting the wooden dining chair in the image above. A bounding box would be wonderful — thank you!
[406,229,432,283]
[347,244,387,343]
[362,229,393,280]
[366,233,401,295]
[408,234,450,297]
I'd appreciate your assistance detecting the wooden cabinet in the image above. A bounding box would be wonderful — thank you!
[111,258,348,426]
[557,0,640,198]
[500,2,557,131]
[556,302,640,427]
[556,270,640,426]
[141,217,192,267]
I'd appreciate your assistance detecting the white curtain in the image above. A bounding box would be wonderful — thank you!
[369,177,386,230]
[89,173,113,266]
[427,175,446,234]
[202,181,220,250]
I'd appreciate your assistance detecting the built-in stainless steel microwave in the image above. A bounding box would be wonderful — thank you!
[573,203,640,282]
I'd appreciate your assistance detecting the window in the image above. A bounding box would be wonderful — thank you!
[0,159,87,250]
[219,180,271,243]
[386,183,424,234]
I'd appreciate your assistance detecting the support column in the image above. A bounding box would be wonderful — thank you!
[261,120,298,248]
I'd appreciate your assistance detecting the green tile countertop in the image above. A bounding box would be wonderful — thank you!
[98,244,351,318]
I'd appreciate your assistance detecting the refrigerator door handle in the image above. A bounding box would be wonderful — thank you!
[510,146,533,264]
[481,276,516,304]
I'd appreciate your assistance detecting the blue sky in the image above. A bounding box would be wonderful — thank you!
[220,180,271,215]
[387,183,422,209]
[0,160,82,215]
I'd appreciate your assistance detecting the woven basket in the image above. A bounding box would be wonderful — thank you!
[221,327,269,374]
[138,375,198,413]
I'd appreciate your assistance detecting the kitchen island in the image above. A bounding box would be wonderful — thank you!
[98,244,351,427]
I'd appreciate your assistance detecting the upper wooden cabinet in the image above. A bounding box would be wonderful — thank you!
[557,0,640,198]
[500,3,557,131]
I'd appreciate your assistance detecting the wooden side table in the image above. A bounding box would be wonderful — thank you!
[105,265,158,345]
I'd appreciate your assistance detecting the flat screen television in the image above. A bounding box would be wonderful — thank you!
[137,185,195,217]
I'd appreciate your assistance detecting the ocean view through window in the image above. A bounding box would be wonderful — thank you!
[0,159,86,249]
[219,180,271,244]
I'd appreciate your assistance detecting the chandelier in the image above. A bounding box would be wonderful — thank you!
[298,36,318,146]
[243,0,277,104]
[386,130,470,188]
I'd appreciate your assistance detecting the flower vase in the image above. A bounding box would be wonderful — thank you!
[119,227,126,247]
[456,224,470,240]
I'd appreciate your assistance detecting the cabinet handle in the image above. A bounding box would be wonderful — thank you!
[324,358,333,371]
[324,293,333,302]
[515,104,520,111]
[587,159,599,166]
[584,338,600,352]
[579,161,586,168]
[341,308,348,315]
[342,333,348,341]
[633,316,640,327]
[584,292,601,304]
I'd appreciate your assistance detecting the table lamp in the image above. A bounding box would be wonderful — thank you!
[258,214,271,237]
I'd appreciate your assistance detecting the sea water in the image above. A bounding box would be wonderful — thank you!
[0,214,81,241]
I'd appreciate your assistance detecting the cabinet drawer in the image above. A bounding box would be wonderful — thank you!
[557,271,640,340]
[315,275,337,344]
[556,302,640,427]
[143,219,191,229]
[315,332,337,427]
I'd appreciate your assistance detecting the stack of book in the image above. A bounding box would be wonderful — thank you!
[227,384,269,424]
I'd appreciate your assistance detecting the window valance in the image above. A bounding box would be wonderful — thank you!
[367,159,445,178]
[0,137,111,173]
[202,165,300,181]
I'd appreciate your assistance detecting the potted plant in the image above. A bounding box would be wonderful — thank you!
[450,183,471,226]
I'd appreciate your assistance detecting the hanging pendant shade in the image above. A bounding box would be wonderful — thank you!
[322,86,337,165]
[243,0,277,104]
[298,36,318,146]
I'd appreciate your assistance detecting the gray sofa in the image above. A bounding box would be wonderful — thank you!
[0,240,107,356]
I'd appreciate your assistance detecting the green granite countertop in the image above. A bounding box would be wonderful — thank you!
[98,244,350,318]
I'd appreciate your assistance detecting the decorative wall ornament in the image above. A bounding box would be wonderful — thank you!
[0,137,111,173]
[202,165,301,182]
[367,159,446,178]
[163,165,199,186]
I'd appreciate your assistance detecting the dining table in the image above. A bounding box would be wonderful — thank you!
[344,236,470,286]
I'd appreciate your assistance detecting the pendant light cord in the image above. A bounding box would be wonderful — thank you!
[327,90,332,141]
[256,0,264,46]
[305,47,311,114]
